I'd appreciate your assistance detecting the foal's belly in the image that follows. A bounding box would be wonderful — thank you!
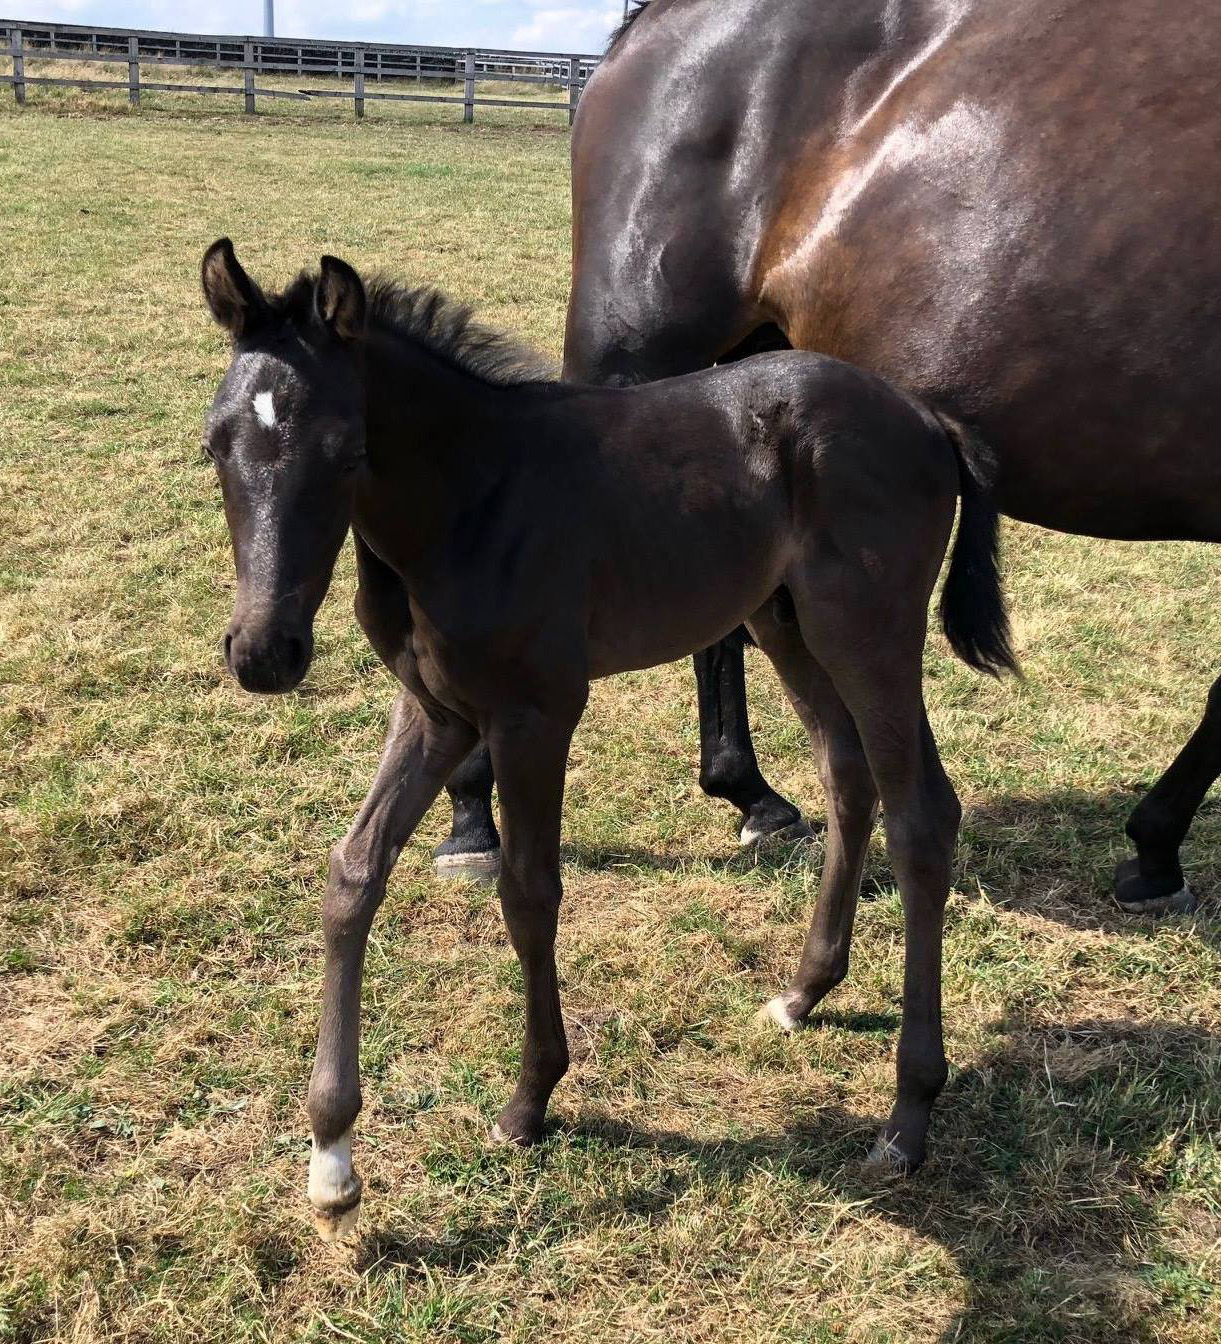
[584,533,786,678]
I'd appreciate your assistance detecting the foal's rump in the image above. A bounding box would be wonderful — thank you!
[581,351,1012,679]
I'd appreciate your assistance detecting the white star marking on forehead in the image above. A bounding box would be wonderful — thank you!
[252,391,277,429]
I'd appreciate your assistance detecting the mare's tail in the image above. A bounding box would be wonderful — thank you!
[933,411,1020,679]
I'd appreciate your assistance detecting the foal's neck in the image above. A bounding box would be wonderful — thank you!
[357,325,543,575]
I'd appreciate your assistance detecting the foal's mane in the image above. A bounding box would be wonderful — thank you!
[277,271,555,388]
[364,278,556,387]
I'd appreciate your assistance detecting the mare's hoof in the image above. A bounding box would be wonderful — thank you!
[758,994,805,1033]
[739,816,816,849]
[435,848,502,884]
[864,1133,921,1176]
[1113,858,1198,916]
[312,1203,361,1243]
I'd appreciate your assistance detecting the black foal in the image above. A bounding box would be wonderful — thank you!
[200,241,1015,1238]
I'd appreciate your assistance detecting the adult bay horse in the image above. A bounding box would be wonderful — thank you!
[200,240,1013,1236]
[439,0,1220,915]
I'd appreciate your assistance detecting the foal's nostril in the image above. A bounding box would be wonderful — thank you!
[223,632,233,665]
[285,635,305,671]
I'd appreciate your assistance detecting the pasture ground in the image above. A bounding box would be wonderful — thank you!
[1,97,1219,1344]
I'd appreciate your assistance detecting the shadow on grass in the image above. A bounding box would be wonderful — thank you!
[960,787,1220,944]
[566,786,1219,944]
[359,1019,1219,1342]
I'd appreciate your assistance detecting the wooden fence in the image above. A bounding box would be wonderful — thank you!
[0,18,602,121]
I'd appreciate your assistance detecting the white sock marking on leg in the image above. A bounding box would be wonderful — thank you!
[308,1128,357,1209]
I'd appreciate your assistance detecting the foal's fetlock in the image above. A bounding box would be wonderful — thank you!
[760,962,846,1031]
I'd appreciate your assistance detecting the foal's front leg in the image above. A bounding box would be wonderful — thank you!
[484,706,581,1145]
[306,691,476,1240]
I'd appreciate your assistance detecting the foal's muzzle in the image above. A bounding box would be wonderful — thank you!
[224,619,313,694]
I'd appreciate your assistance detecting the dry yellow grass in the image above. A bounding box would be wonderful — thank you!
[1,95,1219,1344]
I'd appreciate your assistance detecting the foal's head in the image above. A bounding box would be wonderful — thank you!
[201,239,367,693]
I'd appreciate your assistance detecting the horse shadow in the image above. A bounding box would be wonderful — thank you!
[356,1019,1218,1341]
[563,785,1219,945]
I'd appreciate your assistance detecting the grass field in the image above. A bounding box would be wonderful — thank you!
[1,95,1219,1344]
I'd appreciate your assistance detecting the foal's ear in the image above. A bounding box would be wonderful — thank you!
[201,238,267,340]
[315,255,366,342]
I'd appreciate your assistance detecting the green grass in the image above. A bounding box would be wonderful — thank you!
[1,96,1220,1344]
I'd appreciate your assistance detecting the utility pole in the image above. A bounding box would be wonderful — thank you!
[264,0,274,38]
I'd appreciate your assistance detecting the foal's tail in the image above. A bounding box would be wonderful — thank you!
[933,411,1020,679]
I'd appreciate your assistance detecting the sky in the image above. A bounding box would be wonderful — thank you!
[23,1,627,53]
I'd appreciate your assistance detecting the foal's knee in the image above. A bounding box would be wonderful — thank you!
[322,841,386,941]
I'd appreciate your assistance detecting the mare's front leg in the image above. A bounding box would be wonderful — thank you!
[1114,670,1217,914]
[695,629,814,846]
[306,691,476,1240]
[484,705,583,1145]
[434,741,502,883]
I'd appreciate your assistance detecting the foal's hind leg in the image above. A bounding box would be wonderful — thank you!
[788,586,960,1172]
[306,692,476,1240]
[485,706,582,1145]
[434,742,502,883]
[747,605,878,1029]
[1114,671,1218,914]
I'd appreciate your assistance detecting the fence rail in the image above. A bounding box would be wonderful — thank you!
[0,17,601,121]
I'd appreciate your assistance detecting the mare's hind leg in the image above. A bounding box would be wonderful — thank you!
[747,604,878,1028]
[1114,671,1218,914]
[434,742,502,883]
[306,692,476,1240]
[787,586,960,1172]
[485,705,582,1145]
[695,629,814,845]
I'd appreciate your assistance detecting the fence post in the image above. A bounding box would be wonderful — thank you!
[127,36,140,107]
[567,55,580,124]
[243,39,255,114]
[463,49,475,123]
[354,48,365,119]
[10,28,24,105]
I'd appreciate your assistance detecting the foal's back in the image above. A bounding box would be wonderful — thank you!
[564,352,960,678]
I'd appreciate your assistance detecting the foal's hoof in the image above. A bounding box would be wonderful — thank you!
[757,993,806,1034]
[1113,858,1198,916]
[434,848,502,884]
[313,1203,361,1243]
[864,1132,922,1176]
[489,1110,544,1146]
[739,816,816,849]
